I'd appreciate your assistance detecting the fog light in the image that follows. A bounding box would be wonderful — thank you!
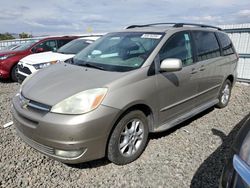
[54,149,85,158]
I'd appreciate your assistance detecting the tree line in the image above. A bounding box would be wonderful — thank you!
[0,32,33,41]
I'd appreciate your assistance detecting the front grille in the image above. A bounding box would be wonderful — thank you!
[16,129,54,155]
[17,64,32,74]
[28,100,51,112]
[19,94,51,112]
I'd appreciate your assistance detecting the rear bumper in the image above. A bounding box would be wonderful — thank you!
[12,94,120,164]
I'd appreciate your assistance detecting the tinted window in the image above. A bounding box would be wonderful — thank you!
[57,39,73,48]
[217,32,234,56]
[34,40,57,52]
[57,39,90,54]
[159,32,193,66]
[193,31,220,61]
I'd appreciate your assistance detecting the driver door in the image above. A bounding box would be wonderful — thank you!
[155,31,200,126]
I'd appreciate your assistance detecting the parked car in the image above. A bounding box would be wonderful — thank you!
[220,113,250,188]
[12,23,238,165]
[17,36,100,83]
[0,36,78,81]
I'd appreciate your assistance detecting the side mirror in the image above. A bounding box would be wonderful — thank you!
[35,47,44,53]
[160,58,182,72]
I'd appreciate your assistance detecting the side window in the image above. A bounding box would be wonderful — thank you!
[159,32,193,66]
[193,31,220,61]
[57,39,72,49]
[217,32,234,56]
[33,40,57,52]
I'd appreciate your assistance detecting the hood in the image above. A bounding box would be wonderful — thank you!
[20,51,75,65]
[22,63,126,106]
[0,50,24,56]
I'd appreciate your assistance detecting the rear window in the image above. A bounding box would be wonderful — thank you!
[193,31,221,61]
[217,32,234,56]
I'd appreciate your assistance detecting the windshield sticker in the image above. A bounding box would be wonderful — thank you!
[184,34,190,41]
[110,37,120,40]
[141,34,162,39]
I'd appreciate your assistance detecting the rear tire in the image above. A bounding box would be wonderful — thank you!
[107,110,149,165]
[216,79,232,108]
[10,64,18,82]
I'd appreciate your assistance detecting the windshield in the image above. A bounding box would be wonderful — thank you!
[57,39,91,54]
[1,44,19,51]
[73,32,164,72]
[14,40,38,51]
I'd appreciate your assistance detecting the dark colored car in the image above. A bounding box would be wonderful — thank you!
[220,113,250,188]
[0,36,77,81]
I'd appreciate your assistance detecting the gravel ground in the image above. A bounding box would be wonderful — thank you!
[0,81,249,188]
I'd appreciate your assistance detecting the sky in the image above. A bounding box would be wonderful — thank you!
[0,0,250,36]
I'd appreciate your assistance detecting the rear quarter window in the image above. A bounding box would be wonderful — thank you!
[193,31,221,61]
[217,32,235,56]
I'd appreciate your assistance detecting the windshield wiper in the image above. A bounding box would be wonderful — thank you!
[81,62,104,70]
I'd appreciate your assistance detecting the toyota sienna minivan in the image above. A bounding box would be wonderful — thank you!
[12,23,238,165]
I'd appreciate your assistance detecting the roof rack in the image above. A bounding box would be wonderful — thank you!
[126,22,222,31]
[173,23,222,30]
[126,23,176,29]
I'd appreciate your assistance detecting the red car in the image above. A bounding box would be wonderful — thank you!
[0,36,78,81]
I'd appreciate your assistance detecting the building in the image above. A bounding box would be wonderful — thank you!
[221,24,250,82]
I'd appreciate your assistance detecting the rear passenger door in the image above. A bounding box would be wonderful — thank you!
[192,31,223,106]
[155,31,201,125]
[32,40,57,52]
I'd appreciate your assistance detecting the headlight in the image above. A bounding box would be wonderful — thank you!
[51,88,108,114]
[240,131,250,165]
[33,60,57,69]
[0,54,15,60]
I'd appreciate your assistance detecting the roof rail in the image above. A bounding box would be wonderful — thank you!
[126,23,177,29]
[173,23,222,30]
[126,22,222,30]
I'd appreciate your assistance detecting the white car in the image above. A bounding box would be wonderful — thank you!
[17,36,100,83]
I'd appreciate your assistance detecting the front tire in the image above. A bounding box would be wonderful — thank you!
[216,79,232,108]
[10,64,18,82]
[107,110,149,165]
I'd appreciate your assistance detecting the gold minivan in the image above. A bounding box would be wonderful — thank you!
[12,23,238,165]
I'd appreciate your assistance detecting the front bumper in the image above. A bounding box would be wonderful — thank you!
[0,62,10,79]
[17,62,37,83]
[16,72,26,83]
[220,156,235,188]
[12,94,120,164]
[220,155,250,188]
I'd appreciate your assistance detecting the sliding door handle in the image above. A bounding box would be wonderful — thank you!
[199,65,206,71]
[191,69,198,74]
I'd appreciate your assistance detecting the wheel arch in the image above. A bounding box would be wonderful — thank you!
[105,102,155,156]
[226,74,234,84]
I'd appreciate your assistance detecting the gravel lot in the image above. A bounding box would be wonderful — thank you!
[0,81,249,188]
